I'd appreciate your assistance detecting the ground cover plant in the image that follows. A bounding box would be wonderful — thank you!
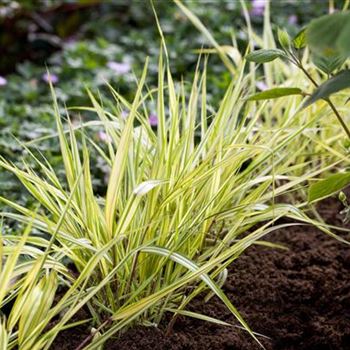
[1,1,350,349]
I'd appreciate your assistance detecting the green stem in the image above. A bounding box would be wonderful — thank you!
[298,63,350,140]
[298,64,318,88]
[327,100,350,140]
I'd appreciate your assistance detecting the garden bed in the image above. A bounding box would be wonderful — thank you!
[51,192,350,350]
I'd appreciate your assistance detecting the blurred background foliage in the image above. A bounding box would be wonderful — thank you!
[0,0,342,207]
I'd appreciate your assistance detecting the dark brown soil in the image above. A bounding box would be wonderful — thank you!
[52,194,350,350]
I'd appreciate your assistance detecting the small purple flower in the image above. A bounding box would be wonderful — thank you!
[288,15,298,25]
[107,61,131,75]
[121,110,129,120]
[65,36,77,46]
[256,81,268,91]
[42,73,59,84]
[250,0,266,16]
[0,76,7,86]
[97,131,112,143]
[149,113,158,127]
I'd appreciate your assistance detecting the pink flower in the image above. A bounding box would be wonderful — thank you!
[65,36,77,46]
[250,0,266,16]
[42,73,59,84]
[256,81,268,91]
[97,131,112,143]
[149,113,158,126]
[121,110,129,120]
[288,15,298,25]
[107,61,131,74]
[0,76,7,86]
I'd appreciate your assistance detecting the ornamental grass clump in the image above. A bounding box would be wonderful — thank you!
[0,46,346,349]
[0,2,349,349]
[0,219,80,350]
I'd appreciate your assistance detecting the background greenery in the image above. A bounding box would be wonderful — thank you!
[0,0,340,206]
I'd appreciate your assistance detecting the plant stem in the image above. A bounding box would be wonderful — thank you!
[327,100,350,140]
[298,64,318,88]
[298,63,350,140]
[75,318,112,350]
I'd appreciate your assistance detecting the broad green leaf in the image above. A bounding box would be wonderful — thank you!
[307,11,350,58]
[309,172,350,202]
[277,28,291,51]
[293,28,306,49]
[337,20,350,57]
[245,49,285,63]
[311,52,346,75]
[247,87,303,101]
[303,70,350,108]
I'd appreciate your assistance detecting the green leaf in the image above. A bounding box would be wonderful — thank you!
[307,11,350,58]
[245,49,285,63]
[337,20,350,57]
[277,28,291,51]
[308,172,350,202]
[247,87,303,101]
[293,28,306,49]
[311,52,346,75]
[303,70,350,108]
